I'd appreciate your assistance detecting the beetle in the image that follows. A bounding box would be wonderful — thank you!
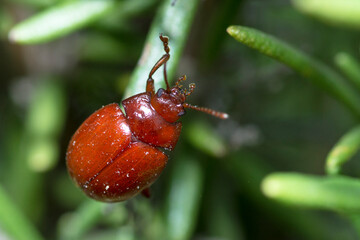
[66,35,228,202]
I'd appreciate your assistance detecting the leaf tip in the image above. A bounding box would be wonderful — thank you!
[261,175,282,198]
[226,25,237,36]
[8,28,18,43]
[227,25,249,42]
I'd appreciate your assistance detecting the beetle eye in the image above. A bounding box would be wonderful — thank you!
[157,88,165,97]
[178,110,186,116]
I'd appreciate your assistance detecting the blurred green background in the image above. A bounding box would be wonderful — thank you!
[2,0,360,239]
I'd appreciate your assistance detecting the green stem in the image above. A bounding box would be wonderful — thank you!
[227,25,360,118]
[124,0,200,99]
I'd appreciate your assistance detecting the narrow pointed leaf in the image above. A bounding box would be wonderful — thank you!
[326,125,360,175]
[262,173,360,213]
[124,0,200,98]
[292,0,360,28]
[335,52,360,91]
[227,25,360,118]
[9,0,116,44]
[0,185,44,240]
[185,120,227,157]
[165,155,203,240]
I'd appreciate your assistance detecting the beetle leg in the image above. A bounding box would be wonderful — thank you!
[141,187,151,198]
[146,78,155,95]
[146,34,171,93]
[147,54,169,95]
[147,54,170,92]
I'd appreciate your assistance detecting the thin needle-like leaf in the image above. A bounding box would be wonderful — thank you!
[124,0,200,98]
[9,0,115,44]
[0,185,44,240]
[227,25,360,118]
[326,125,360,175]
[262,173,360,213]
[335,52,360,91]
[292,0,360,29]
[165,154,203,240]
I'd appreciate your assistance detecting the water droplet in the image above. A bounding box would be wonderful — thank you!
[105,185,110,190]
[126,173,129,177]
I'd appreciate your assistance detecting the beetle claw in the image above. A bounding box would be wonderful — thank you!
[141,188,151,198]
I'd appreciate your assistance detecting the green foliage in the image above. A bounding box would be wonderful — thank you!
[292,0,360,28]
[3,0,360,239]
[227,25,360,118]
[335,52,360,91]
[0,185,44,240]
[165,154,203,240]
[9,0,116,44]
[124,0,200,98]
[262,173,360,213]
[326,126,360,175]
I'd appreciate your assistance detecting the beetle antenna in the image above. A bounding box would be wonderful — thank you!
[183,103,229,119]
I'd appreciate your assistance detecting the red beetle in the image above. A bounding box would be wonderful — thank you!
[66,35,228,202]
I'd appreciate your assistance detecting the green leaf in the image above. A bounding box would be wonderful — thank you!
[226,152,348,240]
[124,0,200,98]
[262,173,360,213]
[292,0,360,29]
[0,185,44,240]
[185,120,227,157]
[26,79,66,172]
[9,0,116,44]
[27,79,66,137]
[335,52,360,91]
[165,155,203,240]
[58,200,118,240]
[227,25,360,118]
[326,125,360,175]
